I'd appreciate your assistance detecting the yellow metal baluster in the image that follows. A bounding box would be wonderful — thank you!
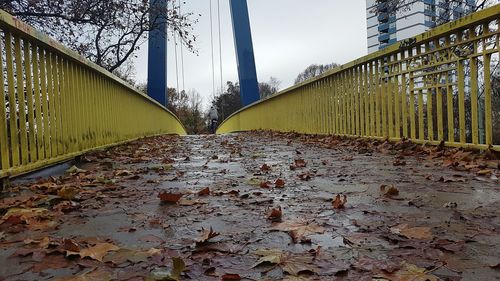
[23,40,37,163]
[14,36,29,165]
[5,32,20,167]
[0,36,10,170]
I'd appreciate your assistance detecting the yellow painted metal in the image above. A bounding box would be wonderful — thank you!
[0,37,9,170]
[0,10,186,179]
[218,4,500,152]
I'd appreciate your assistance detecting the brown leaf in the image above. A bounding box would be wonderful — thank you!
[380,185,399,196]
[260,164,271,172]
[294,159,307,168]
[62,238,80,253]
[57,186,80,201]
[298,172,311,181]
[196,227,219,245]
[198,187,210,196]
[267,207,282,222]
[271,221,325,243]
[222,274,241,280]
[343,155,354,161]
[477,169,492,176]
[158,192,183,203]
[390,224,433,240]
[332,194,347,209]
[393,159,407,166]
[252,249,317,276]
[275,179,285,188]
[374,262,439,281]
[67,242,120,262]
[260,181,272,188]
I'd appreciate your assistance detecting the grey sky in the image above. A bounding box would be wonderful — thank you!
[133,0,368,108]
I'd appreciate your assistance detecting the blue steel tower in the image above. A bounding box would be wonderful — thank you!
[148,0,168,106]
[229,0,260,107]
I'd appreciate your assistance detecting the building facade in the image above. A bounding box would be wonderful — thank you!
[366,0,476,53]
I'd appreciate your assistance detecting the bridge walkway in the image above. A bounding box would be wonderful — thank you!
[0,133,499,280]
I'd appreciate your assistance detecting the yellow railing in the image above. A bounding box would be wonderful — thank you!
[0,10,186,179]
[218,5,500,151]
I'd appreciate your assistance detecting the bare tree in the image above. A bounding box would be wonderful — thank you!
[0,0,198,76]
[294,63,339,85]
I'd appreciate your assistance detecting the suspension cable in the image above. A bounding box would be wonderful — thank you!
[178,0,186,92]
[173,0,180,95]
[217,0,224,119]
[209,0,216,97]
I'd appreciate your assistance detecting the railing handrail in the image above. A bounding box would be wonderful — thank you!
[219,4,500,131]
[0,9,186,131]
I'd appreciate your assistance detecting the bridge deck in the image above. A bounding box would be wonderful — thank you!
[0,133,499,280]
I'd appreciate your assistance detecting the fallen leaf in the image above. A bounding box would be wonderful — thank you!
[393,159,407,166]
[57,186,80,200]
[222,273,241,280]
[66,165,86,174]
[260,164,271,172]
[198,187,210,196]
[294,159,307,168]
[298,172,312,181]
[68,242,120,262]
[267,207,282,222]
[115,169,133,176]
[271,221,325,243]
[374,262,439,281]
[380,185,399,196]
[343,155,354,161]
[158,192,183,203]
[62,238,80,253]
[275,179,285,188]
[196,227,219,245]
[260,181,272,188]
[477,169,492,176]
[253,249,317,276]
[390,224,433,240]
[332,194,347,209]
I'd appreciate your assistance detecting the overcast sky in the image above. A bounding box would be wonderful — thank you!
[133,0,368,109]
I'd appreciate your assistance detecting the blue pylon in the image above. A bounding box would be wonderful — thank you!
[229,0,260,106]
[147,0,168,106]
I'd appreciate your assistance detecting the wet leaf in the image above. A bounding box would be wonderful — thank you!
[390,224,433,240]
[66,165,86,174]
[196,227,219,245]
[275,179,285,188]
[252,249,317,276]
[115,169,133,176]
[380,185,399,196]
[221,273,241,280]
[374,262,439,281]
[197,187,210,196]
[294,159,307,168]
[267,207,282,222]
[343,155,354,161]
[298,172,311,181]
[260,164,271,172]
[62,238,80,253]
[158,192,183,203]
[247,177,262,186]
[332,194,347,209]
[271,221,325,243]
[57,186,80,200]
[477,169,492,176]
[171,257,186,280]
[67,242,120,262]
[260,181,272,188]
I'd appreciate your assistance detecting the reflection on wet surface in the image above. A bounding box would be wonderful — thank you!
[0,133,499,280]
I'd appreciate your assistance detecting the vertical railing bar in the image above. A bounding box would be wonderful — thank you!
[31,44,44,161]
[5,32,20,167]
[425,42,434,142]
[23,40,36,163]
[14,35,29,165]
[0,33,10,170]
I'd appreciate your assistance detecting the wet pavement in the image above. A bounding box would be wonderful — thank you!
[0,132,499,280]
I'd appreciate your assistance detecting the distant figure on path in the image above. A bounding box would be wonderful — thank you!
[209,106,219,134]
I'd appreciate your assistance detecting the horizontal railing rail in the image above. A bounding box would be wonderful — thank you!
[0,10,186,179]
[218,5,500,151]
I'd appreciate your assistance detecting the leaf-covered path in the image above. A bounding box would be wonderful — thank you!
[1,132,499,280]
